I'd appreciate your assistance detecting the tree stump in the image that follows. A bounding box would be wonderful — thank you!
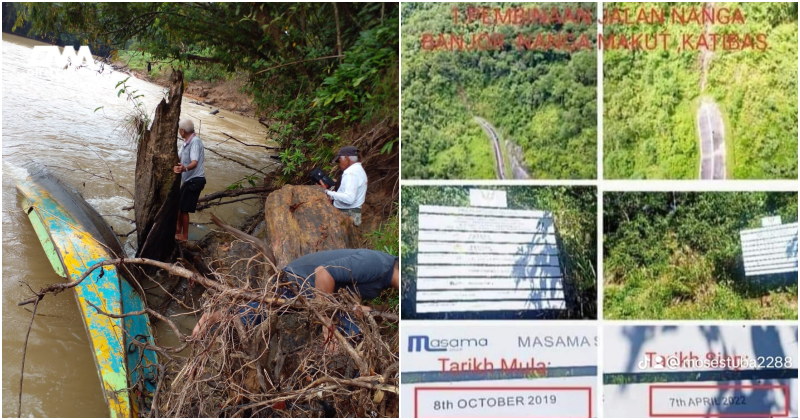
[135,70,184,262]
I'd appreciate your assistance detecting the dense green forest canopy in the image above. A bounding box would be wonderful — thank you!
[604,192,798,320]
[604,2,798,179]
[401,2,597,180]
[401,186,597,319]
[12,2,398,184]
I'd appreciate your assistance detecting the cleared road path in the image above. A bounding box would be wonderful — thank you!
[475,117,530,180]
[698,101,726,179]
[475,117,506,180]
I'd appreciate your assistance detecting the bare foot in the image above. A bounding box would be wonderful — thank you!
[175,234,188,242]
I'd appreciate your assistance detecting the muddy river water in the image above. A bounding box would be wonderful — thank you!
[2,33,278,416]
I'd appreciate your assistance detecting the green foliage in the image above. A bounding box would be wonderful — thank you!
[401,186,597,319]
[365,212,400,315]
[226,175,259,190]
[114,76,150,144]
[117,49,229,82]
[18,2,399,183]
[604,2,798,179]
[313,23,398,124]
[604,192,798,320]
[364,213,400,256]
[401,2,597,179]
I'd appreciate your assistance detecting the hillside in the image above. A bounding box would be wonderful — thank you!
[604,192,798,320]
[401,2,597,179]
[604,2,798,179]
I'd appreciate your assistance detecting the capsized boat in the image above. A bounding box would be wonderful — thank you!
[17,172,158,417]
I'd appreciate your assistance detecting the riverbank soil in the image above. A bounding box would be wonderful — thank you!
[112,58,255,116]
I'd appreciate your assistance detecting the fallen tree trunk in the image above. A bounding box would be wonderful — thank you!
[134,70,184,261]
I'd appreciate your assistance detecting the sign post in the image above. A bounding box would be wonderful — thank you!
[739,222,798,277]
[415,189,567,315]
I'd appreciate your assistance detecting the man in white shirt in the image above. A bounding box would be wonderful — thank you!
[318,145,367,226]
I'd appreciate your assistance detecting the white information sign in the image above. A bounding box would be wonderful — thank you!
[739,223,798,276]
[416,205,565,314]
[604,325,797,418]
[401,324,598,418]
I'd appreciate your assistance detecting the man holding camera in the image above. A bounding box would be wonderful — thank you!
[318,145,367,226]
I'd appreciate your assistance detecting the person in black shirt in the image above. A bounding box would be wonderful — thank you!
[193,249,399,351]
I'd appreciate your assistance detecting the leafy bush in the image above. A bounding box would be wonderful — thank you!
[364,213,399,256]
[604,192,798,319]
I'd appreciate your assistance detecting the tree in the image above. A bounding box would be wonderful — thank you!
[134,70,183,262]
[17,2,399,184]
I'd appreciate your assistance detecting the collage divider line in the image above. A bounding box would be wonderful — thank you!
[596,1,605,417]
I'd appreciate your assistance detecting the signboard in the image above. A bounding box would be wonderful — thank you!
[739,223,798,276]
[469,189,507,208]
[416,205,565,314]
[603,325,797,418]
[401,324,597,418]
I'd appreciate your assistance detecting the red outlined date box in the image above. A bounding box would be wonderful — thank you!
[649,384,790,418]
[414,386,593,418]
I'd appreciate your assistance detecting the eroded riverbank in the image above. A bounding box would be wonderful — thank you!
[2,32,278,417]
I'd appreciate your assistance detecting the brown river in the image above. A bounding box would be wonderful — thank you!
[2,33,279,416]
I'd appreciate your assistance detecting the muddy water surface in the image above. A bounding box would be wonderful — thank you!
[2,33,278,416]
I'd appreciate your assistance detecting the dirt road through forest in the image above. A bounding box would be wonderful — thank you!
[698,100,726,179]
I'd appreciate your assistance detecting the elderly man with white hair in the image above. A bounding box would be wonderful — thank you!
[318,145,367,226]
[173,118,206,241]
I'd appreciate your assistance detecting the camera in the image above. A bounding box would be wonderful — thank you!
[309,168,335,189]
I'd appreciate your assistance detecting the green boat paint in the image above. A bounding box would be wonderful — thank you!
[17,173,158,417]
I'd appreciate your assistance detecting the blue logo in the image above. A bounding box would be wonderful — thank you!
[407,335,488,352]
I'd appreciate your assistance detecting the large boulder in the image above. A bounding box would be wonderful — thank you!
[263,185,359,268]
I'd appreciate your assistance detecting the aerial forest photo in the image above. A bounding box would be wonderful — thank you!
[401,2,597,180]
[604,192,798,320]
[604,2,798,180]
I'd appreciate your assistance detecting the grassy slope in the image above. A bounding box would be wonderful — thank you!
[604,192,798,320]
[604,2,797,179]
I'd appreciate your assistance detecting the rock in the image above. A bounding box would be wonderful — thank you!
[263,185,359,268]
[251,220,266,240]
[209,109,220,115]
